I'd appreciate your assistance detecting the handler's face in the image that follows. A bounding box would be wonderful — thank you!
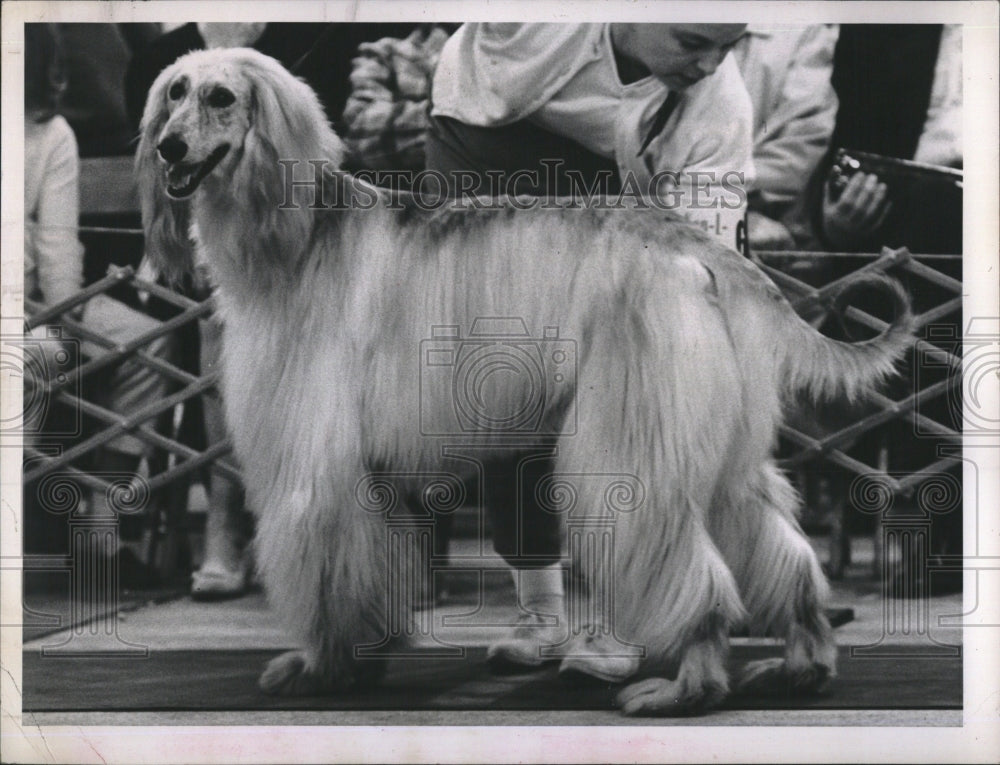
[612,24,747,90]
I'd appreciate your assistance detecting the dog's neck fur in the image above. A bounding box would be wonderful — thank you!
[191,167,377,317]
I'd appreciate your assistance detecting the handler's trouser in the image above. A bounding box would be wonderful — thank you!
[423,114,621,567]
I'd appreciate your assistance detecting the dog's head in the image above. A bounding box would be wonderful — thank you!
[136,48,345,281]
[143,52,248,200]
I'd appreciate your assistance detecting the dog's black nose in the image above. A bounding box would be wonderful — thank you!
[157,135,188,163]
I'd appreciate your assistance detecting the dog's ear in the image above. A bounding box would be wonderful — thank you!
[242,53,345,170]
[233,52,347,267]
[135,65,195,283]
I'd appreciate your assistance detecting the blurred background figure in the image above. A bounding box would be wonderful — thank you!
[340,25,454,181]
[427,23,753,243]
[125,22,416,137]
[809,24,962,252]
[25,24,174,582]
[732,24,839,252]
[51,23,161,157]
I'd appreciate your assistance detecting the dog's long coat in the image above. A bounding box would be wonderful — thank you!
[138,48,914,714]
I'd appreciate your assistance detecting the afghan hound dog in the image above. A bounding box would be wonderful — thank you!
[137,49,914,715]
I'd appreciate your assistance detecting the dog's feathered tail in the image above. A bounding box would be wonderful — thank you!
[780,273,915,403]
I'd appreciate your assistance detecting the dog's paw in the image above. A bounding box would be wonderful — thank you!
[259,650,387,695]
[736,657,832,697]
[615,676,727,717]
[259,650,328,696]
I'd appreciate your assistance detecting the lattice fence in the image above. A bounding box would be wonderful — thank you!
[22,266,239,494]
[761,247,962,487]
[760,246,963,580]
[14,220,963,582]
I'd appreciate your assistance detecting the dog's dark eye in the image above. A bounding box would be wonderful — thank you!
[168,81,186,101]
[208,87,236,109]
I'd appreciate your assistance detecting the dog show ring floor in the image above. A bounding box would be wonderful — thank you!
[19,537,963,727]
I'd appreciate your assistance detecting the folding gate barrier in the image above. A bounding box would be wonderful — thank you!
[12,235,963,586]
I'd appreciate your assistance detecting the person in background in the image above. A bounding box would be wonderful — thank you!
[732,24,839,251]
[425,22,753,682]
[813,24,962,251]
[125,22,416,135]
[820,25,963,594]
[25,24,174,582]
[339,25,455,181]
[53,23,161,157]
[428,23,752,230]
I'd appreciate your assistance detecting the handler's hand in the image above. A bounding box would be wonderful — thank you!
[821,171,892,250]
[748,210,795,251]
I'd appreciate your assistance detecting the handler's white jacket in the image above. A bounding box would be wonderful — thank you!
[431,23,754,235]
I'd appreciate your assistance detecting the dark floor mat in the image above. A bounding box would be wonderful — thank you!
[22,644,960,712]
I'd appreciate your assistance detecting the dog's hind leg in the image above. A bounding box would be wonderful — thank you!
[607,510,743,716]
[715,463,837,696]
[549,462,740,715]
[615,622,730,716]
[255,477,389,696]
[552,282,746,714]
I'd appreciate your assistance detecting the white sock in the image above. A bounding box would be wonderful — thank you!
[515,563,565,616]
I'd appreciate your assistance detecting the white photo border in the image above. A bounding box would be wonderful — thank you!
[2,2,997,763]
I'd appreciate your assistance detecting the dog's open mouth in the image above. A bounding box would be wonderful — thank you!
[164,144,230,199]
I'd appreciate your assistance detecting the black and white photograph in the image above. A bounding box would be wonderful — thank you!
[1,2,997,762]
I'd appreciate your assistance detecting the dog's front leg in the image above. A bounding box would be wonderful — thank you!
[255,477,390,695]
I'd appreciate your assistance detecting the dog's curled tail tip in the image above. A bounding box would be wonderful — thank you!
[831,271,916,340]
[794,272,916,404]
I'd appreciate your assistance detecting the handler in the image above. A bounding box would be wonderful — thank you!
[424,22,754,681]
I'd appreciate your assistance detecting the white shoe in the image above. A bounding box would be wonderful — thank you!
[486,612,564,671]
[557,631,642,684]
[191,559,249,601]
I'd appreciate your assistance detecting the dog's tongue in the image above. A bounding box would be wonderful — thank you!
[166,163,198,188]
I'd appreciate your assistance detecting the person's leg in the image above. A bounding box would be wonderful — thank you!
[196,380,247,577]
[82,295,176,582]
[192,313,251,598]
[87,446,147,565]
[424,115,617,669]
[483,453,567,669]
